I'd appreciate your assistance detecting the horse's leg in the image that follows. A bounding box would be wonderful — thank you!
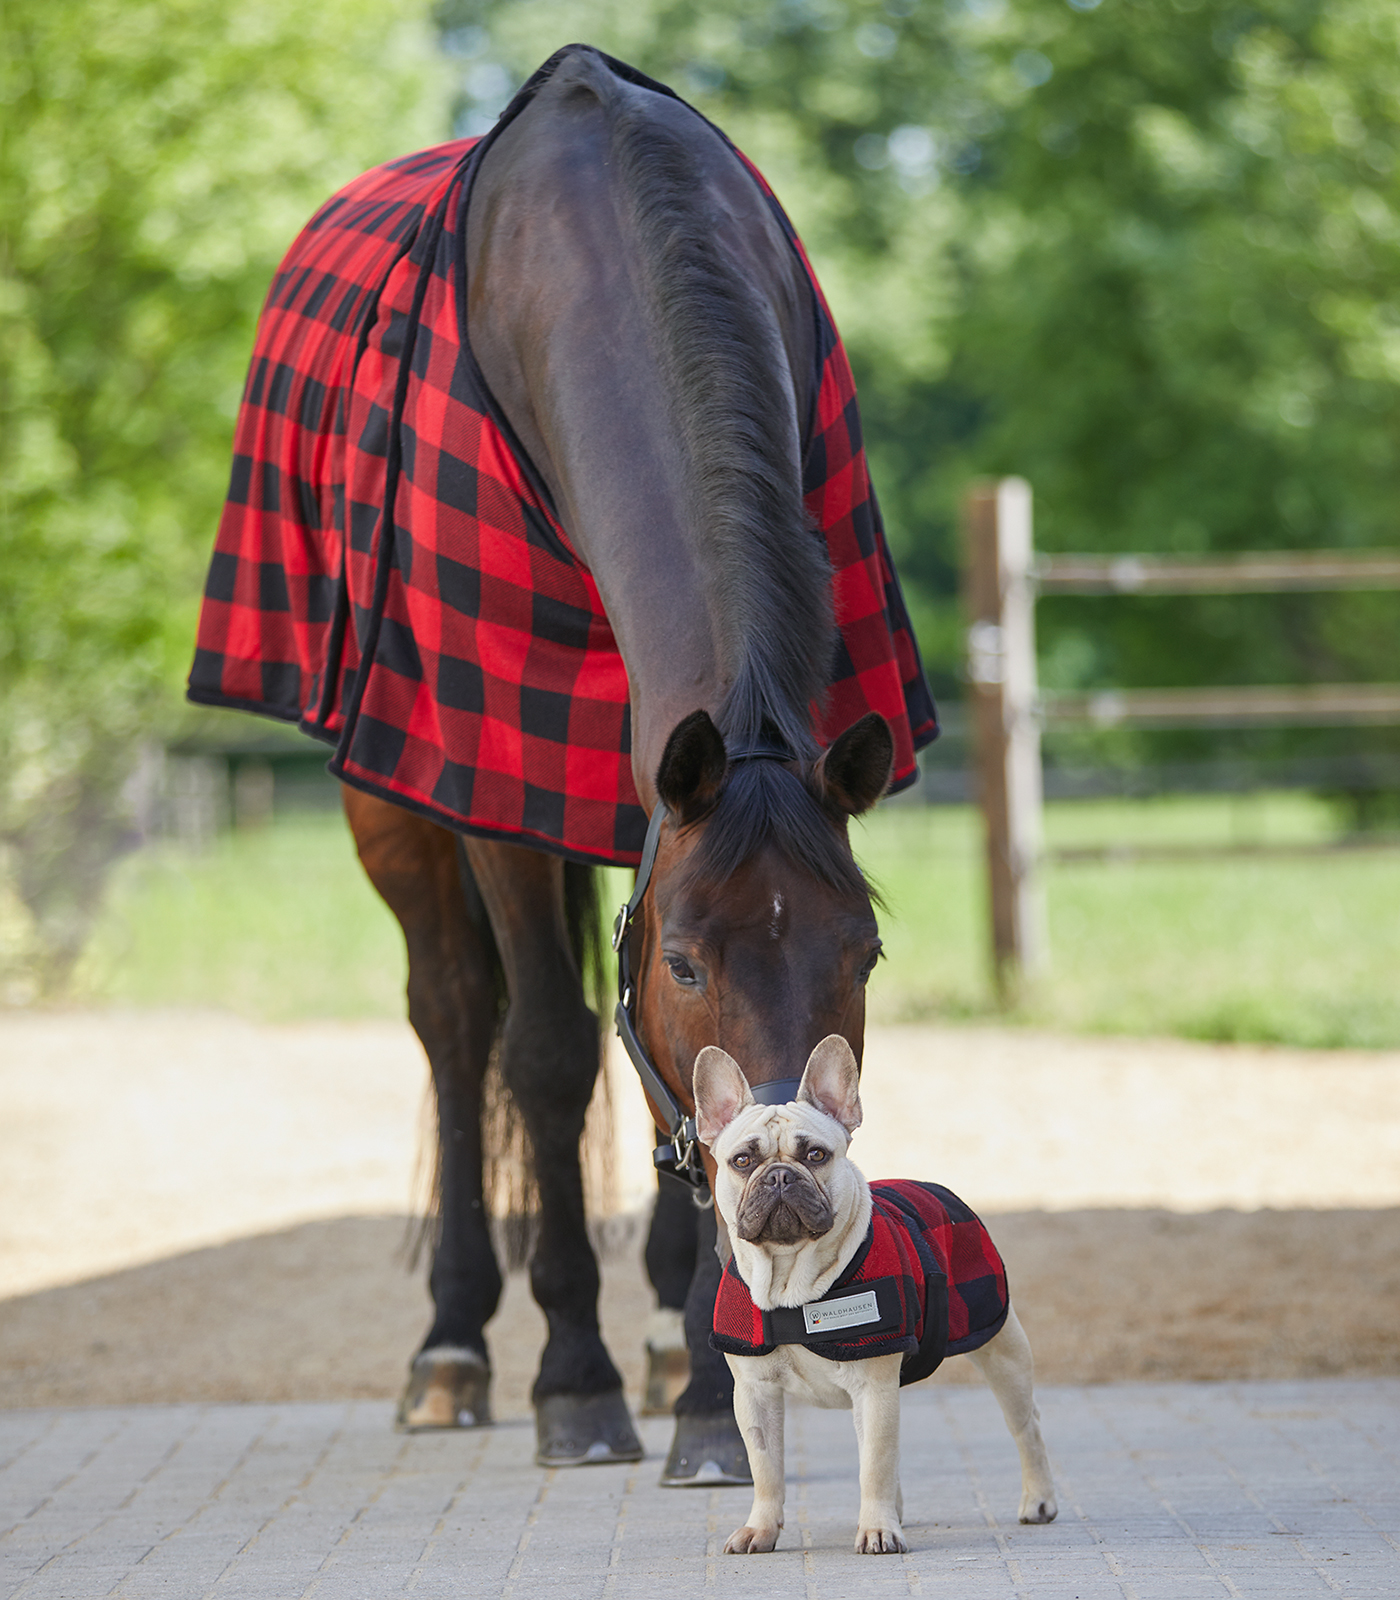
[462,837,643,1466]
[660,1204,752,1486]
[641,1171,697,1414]
[342,789,500,1429]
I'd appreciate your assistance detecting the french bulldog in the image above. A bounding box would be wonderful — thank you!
[694,1034,1057,1556]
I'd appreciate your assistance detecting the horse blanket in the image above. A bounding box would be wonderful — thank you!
[188,50,937,865]
[710,1180,1010,1386]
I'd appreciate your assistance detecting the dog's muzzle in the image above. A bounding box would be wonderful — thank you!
[736,1162,834,1244]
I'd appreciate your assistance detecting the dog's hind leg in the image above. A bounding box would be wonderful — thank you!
[966,1304,1057,1524]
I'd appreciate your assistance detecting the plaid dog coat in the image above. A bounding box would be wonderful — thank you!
[711,1180,1010,1386]
[188,49,937,865]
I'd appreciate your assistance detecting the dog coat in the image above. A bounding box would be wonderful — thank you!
[187,47,937,867]
[710,1180,1009,1385]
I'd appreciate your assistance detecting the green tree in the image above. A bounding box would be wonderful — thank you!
[0,0,450,994]
[947,0,1400,752]
[439,1,1400,743]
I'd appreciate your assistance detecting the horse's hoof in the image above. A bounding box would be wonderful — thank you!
[396,1345,491,1430]
[535,1390,644,1466]
[659,1410,752,1487]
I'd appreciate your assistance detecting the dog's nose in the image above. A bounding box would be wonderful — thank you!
[761,1164,798,1193]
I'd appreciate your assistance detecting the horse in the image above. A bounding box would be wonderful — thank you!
[189,44,936,1481]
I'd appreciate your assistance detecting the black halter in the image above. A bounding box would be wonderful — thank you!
[611,745,804,1189]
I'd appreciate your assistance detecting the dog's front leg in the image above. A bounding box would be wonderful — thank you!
[848,1354,907,1554]
[724,1368,785,1554]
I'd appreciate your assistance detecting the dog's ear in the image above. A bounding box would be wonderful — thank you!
[797,1034,862,1135]
[693,1046,755,1146]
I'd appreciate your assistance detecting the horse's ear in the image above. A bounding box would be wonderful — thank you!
[693,1046,755,1146]
[816,712,894,817]
[655,710,727,823]
[797,1034,862,1135]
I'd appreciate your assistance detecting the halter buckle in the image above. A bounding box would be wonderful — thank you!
[654,1117,704,1187]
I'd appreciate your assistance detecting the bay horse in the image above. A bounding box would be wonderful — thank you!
[189,44,935,1480]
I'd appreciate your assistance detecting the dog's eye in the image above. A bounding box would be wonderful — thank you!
[730,1152,752,1170]
[664,955,697,986]
[805,1148,828,1165]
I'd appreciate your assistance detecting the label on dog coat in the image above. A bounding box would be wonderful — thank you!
[802,1289,881,1334]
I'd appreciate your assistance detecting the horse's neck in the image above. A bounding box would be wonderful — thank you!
[466,84,819,803]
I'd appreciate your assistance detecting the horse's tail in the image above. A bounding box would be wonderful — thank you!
[411,850,606,1272]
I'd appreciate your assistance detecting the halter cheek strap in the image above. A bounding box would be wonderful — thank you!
[612,745,802,1189]
[612,804,706,1187]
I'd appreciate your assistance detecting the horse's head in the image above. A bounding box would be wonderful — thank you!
[628,708,893,1183]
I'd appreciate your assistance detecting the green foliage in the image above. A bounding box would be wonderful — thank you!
[963,0,1400,551]
[951,0,1400,741]
[0,0,450,993]
[437,0,1400,724]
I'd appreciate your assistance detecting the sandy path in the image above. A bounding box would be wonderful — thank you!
[2,1008,1398,1410]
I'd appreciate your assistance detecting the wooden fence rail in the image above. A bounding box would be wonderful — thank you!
[1043,684,1400,729]
[960,479,1400,998]
[1035,550,1400,594]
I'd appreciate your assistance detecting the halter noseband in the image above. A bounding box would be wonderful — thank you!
[612,745,804,1190]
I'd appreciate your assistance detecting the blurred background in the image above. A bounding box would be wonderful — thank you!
[5,0,1397,1043]
[4,0,1400,1412]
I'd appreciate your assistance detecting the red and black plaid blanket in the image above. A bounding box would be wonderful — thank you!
[189,54,937,865]
[711,1180,1009,1385]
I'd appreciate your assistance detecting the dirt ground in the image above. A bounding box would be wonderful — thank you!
[3,1010,1399,1414]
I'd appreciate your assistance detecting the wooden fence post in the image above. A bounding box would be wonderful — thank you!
[963,478,1047,998]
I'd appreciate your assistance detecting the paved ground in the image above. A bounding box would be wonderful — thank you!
[5,1012,1399,1593]
[3,1380,1397,1599]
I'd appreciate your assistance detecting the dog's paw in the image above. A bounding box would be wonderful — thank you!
[1018,1493,1058,1524]
[724,1524,780,1555]
[854,1522,907,1554]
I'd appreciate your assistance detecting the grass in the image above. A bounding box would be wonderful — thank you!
[80,795,1400,1049]
[79,813,408,1022]
[857,794,1400,1049]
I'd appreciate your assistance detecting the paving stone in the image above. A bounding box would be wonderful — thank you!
[1,1380,1397,1598]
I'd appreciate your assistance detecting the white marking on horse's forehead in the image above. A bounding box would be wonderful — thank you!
[768,892,785,941]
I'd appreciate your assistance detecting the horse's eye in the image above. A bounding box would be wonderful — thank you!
[665,955,697,986]
[730,1152,752,1170]
[805,1148,828,1165]
[857,945,883,985]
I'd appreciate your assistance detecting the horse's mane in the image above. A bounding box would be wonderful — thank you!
[540,46,870,902]
[608,113,830,756]
[538,51,829,749]
[535,49,866,897]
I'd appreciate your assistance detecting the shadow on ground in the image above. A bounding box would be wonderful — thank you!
[3,1208,1398,1413]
